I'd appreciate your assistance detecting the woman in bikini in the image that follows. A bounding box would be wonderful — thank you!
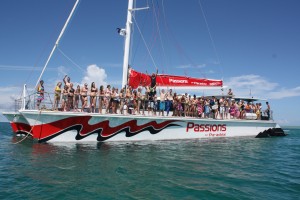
[81,83,88,112]
[53,82,62,111]
[90,82,97,113]
[172,93,178,117]
[98,85,104,114]
[132,90,138,115]
[137,88,142,115]
[119,88,125,114]
[126,86,133,114]
[114,88,120,114]
[74,85,80,111]
[61,85,69,111]
[195,97,201,118]
[110,87,116,114]
[68,83,75,110]
[104,85,111,114]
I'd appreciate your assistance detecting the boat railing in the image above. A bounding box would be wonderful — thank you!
[15,92,55,111]
[15,92,89,111]
[14,92,274,121]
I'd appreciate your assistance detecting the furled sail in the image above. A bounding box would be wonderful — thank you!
[128,68,223,89]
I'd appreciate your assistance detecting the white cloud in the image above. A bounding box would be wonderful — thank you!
[57,66,70,77]
[81,64,107,87]
[0,87,23,103]
[0,87,24,121]
[267,86,300,99]
[224,74,277,97]
[224,74,300,100]
[226,74,278,90]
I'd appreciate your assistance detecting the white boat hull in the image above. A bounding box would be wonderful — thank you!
[19,110,279,143]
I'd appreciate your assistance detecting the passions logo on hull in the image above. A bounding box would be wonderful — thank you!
[186,122,226,132]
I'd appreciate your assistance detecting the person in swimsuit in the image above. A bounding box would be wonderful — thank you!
[136,88,142,115]
[90,82,97,113]
[159,89,166,116]
[114,88,120,114]
[81,83,88,112]
[61,85,68,111]
[172,93,178,117]
[228,88,233,96]
[74,85,80,111]
[68,83,75,110]
[125,86,132,114]
[119,88,125,114]
[132,90,138,115]
[36,80,44,109]
[197,97,204,118]
[53,82,62,110]
[110,87,116,114]
[265,102,271,120]
[98,85,104,114]
[219,97,225,120]
[165,89,173,116]
[63,75,71,89]
[105,85,112,114]
[239,100,245,119]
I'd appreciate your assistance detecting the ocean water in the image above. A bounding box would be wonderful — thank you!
[0,122,299,200]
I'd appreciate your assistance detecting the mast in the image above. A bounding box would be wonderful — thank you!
[21,84,26,111]
[35,0,80,88]
[122,0,134,88]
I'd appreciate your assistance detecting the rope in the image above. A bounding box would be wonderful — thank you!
[152,0,167,70]
[13,110,42,144]
[132,14,158,70]
[161,0,171,74]
[57,47,85,72]
[131,5,149,64]
[198,0,223,78]
[152,0,167,88]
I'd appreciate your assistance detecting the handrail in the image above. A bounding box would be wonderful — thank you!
[13,91,273,121]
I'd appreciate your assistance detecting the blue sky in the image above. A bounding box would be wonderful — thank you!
[0,0,299,125]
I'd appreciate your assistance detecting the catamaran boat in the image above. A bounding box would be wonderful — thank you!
[3,0,285,143]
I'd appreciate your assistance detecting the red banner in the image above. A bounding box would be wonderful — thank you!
[128,68,223,89]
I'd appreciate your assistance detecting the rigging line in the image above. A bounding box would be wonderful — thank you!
[131,3,149,65]
[160,2,206,78]
[161,0,171,74]
[151,0,166,88]
[152,0,167,70]
[129,0,136,65]
[132,14,158,70]
[141,4,159,67]
[23,1,73,88]
[57,47,85,72]
[198,0,223,77]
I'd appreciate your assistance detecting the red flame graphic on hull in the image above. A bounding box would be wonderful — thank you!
[31,116,181,142]
[11,122,32,135]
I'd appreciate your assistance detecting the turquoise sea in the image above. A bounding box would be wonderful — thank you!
[0,122,299,200]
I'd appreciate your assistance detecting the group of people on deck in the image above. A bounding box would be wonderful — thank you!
[36,74,271,120]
